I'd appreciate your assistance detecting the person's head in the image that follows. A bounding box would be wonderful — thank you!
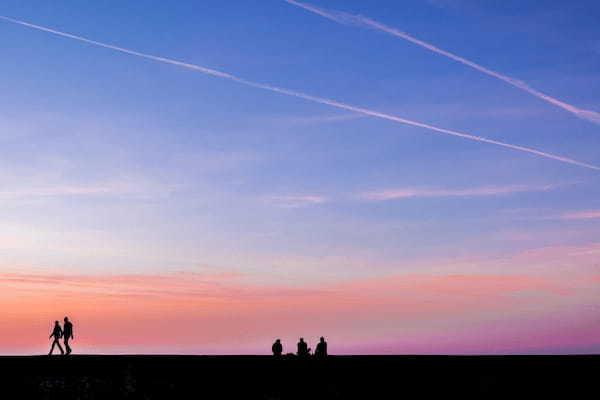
[276,339,280,343]
[64,317,69,322]
[300,338,304,342]
[320,337,325,342]
[54,321,59,325]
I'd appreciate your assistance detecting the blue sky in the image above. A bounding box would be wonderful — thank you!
[1,0,599,277]
[0,1,599,354]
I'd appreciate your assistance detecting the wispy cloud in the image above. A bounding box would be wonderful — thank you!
[0,180,173,201]
[285,0,600,126]
[0,184,120,199]
[557,210,600,220]
[0,15,597,170]
[362,183,560,200]
[275,113,363,125]
[0,271,247,299]
[268,195,329,208]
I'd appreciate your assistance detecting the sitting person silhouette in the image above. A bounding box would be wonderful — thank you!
[297,338,310,357]
[272,339,283,357]
[48,321,64,356]
[314,336,328,358]
[63,317,74,355]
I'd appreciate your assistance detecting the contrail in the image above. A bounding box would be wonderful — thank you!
[1,15,598,171]
[285,0,600,126]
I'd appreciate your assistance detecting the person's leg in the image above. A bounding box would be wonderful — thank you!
[49,339,64,355]
[64,338,71,355]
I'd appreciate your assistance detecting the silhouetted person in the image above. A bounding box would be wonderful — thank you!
[63,317,74,355]
[272,339,283,357]
[48,321,64,356]
[297,338,310,357]
[314,336,327,358]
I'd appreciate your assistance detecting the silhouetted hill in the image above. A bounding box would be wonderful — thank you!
[1,355,596,399]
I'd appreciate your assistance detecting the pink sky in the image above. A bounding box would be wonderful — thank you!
[2,242,599,355]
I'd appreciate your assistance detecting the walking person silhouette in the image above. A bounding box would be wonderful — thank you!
[48,321,64,356]
[63,317,74,355]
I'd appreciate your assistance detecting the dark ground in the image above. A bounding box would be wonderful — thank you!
[0,355,597,399]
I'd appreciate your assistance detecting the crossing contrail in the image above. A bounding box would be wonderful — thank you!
[1,14,598,171]
[285,0,600,126]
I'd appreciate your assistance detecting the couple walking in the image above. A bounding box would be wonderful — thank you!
[48,317,74,356]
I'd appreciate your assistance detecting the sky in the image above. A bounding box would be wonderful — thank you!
[0,0,599,355]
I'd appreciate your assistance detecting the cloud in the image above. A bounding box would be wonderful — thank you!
[274,113,363,125]
[285,0,600,126]
[268,195,329,208]
[1,15,598,170]
[557,210,600,220]
[0,271,248,299]
[361,183,560,200]
[0,180,174,201]
[0,184,121,199]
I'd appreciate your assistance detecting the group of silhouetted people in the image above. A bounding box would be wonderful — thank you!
[272,337,327,358]
[48,317,329,358]
[48,317,74,356]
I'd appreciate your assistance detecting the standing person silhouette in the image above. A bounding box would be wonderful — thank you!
[63,317,74,355]
[48,321,64,356]
[272,339,283,357]
[297,338,310,357]
[314,337,328,358]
